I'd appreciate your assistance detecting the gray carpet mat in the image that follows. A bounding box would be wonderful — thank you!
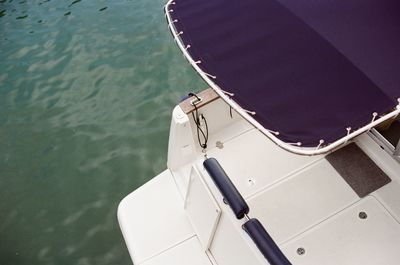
[326,143,391,198]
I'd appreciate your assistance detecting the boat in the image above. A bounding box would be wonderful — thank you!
[118,1,400,264]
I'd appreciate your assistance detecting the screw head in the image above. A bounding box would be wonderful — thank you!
[359,212,368,219]
[297,247,305,256]
[216,141,224,149]
[247,178,256,186]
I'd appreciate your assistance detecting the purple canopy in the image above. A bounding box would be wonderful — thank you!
[166,0,400,152]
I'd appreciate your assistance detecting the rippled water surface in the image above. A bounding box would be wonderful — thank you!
[0,1,204,264]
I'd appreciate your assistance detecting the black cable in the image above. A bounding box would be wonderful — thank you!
[189,93,209,149]
[188,92,201,102]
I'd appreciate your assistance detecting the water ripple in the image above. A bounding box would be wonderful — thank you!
[0,1,205,265]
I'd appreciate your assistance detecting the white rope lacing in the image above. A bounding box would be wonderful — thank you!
[203,72,217,79]
[371,112,378,123]
[346,127,352,136]
[265,129,279,136]
[242,108,256,116]
[316,139,325,149]
[220,89,234,97]
[165,1,176,8]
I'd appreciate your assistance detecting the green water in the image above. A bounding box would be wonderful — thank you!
[0,1,204,264]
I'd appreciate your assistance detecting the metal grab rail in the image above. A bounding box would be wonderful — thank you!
[203,158,292,265]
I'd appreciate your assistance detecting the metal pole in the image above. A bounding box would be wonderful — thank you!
[394,138,400,156]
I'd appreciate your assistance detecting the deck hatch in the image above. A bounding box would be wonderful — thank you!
[282,196,400,265]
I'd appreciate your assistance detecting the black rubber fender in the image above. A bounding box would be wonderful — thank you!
[243,218,292,265]
[203,158,249,219]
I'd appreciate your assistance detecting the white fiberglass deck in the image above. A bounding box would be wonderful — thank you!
[282,196,400,265]
[119,98,400,265]
[118,170,209,265]
[197,112,400,264]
